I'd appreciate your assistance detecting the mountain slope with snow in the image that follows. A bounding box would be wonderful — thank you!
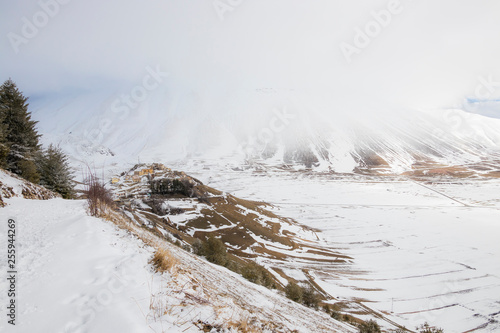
[31,88,500,176]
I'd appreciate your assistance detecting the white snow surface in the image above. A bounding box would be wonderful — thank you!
[1,198,155,333]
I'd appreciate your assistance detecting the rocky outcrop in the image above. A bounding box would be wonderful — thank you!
[0,169,60,207]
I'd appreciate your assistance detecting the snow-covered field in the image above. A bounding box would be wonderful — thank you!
[181,161,500,332]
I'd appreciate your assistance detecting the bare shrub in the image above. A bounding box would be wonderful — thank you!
[83,167,114,217]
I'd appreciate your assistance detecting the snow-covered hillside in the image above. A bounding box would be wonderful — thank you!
[30,88,500,176]
[0,169,355,333]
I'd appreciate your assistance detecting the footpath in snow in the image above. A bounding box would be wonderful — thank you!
[0,194,354,333]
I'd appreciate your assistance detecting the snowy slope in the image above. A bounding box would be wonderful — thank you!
[0,197,154,333]
[0,170,355,333]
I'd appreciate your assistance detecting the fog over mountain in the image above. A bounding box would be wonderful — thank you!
[4,3,500,332]
[2,0,500,170]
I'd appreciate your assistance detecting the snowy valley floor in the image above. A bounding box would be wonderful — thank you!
[0,196,354,333]
[179,161,500,332]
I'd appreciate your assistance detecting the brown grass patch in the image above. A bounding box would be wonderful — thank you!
[150,247,178,273]
[227,316,261,333]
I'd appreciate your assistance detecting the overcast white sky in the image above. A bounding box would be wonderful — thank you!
[1,0,500,112]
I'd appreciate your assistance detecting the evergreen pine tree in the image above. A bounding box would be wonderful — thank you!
[0,79,41,181]
[0,99,8,168]
[38,144,75,198]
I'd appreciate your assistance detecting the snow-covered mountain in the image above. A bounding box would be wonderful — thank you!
[30,86,500,176]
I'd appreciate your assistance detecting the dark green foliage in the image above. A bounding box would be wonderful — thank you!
[0,79,75,195]
[241,261,276,288]
[0,101,8,168]
[150,178,193,196]
[0,143,8,169]
[0,79,41,176]
[331,310,341,320]
[358,319,381,333]
[302,285,321,308]
[284,282,321,308]
[285,282,303,303]
[416,323,444,333]
[147,197,167,215]
[37,144,75,198]
[197,236,228,266]
[18,157,40,183]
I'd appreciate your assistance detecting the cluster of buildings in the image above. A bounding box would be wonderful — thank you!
[111,163,171,184]
[110,163,194,202]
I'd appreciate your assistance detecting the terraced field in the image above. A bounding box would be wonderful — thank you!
[110,162,500,331]
[180,162,500,332]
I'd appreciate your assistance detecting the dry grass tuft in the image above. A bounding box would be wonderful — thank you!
[150,247,178,273]
[227,316,262,333]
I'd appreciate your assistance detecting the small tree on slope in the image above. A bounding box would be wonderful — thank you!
[0,79,41,181]
[358,319,381,333]
[37,144,75,198]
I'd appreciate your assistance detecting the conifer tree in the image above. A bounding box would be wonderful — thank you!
[0,100,8,168]
[37,144,75,198]
[0,79,41,181]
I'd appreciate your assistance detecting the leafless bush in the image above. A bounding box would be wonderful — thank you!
[83,167,114,217]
